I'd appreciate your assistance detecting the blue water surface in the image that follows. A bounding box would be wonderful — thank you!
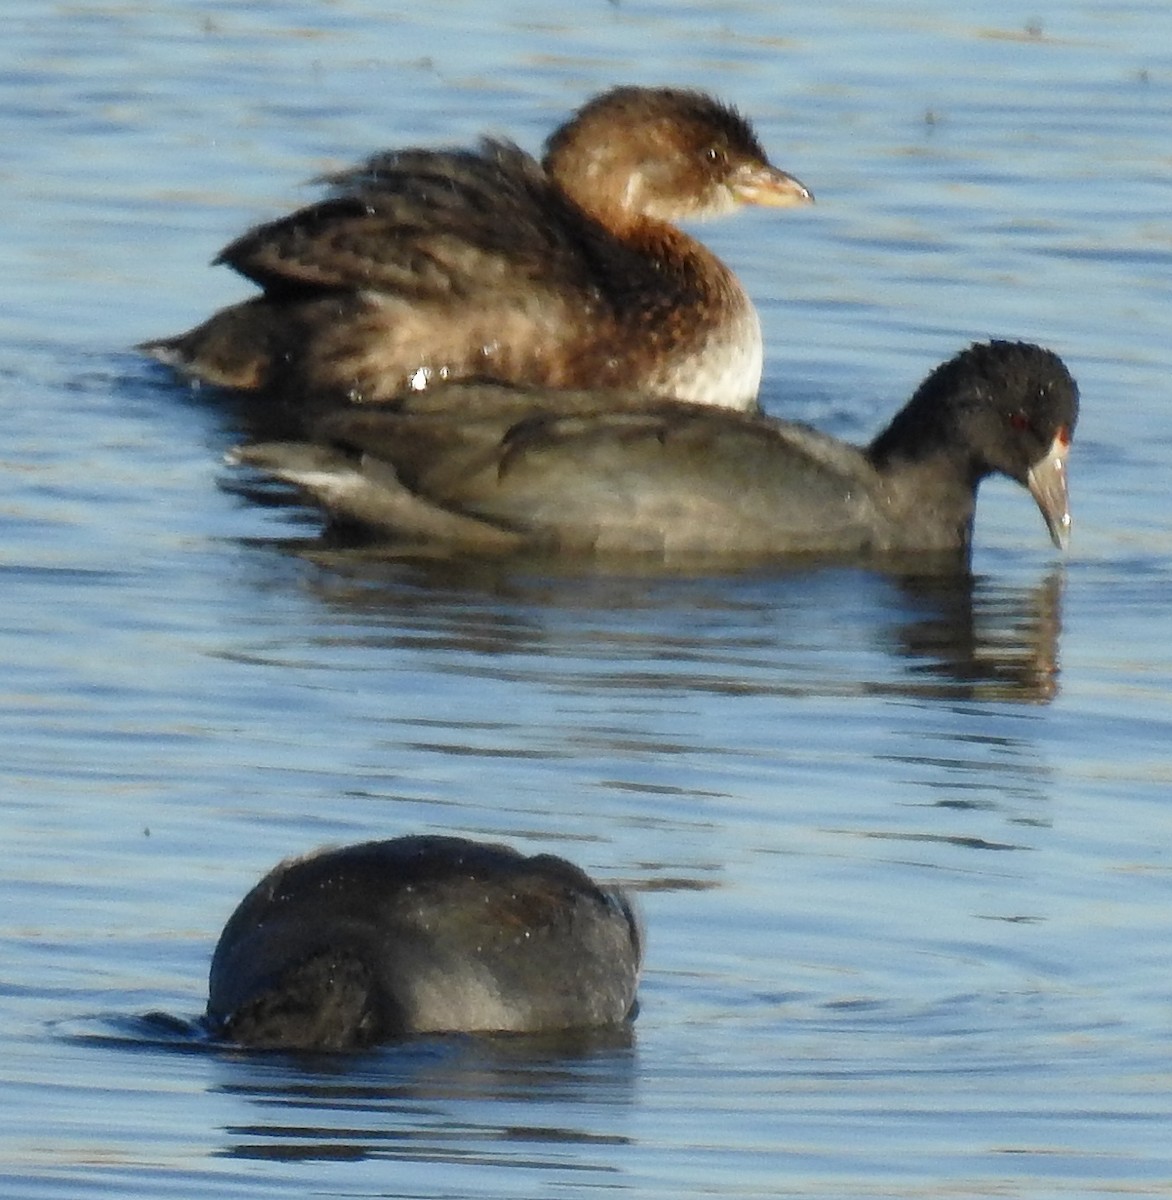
[2,2,1171,1197]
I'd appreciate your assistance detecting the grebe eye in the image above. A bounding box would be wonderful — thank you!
[705,146,723,164]
[1008,411,1031,433]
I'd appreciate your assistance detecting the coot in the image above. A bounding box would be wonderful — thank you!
[206,836,642,1051]
[231,340,1078,562]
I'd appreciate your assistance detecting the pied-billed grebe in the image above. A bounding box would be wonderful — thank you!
[206,836,642,1051]
[231,341,1078,561]
[141,85,811,416]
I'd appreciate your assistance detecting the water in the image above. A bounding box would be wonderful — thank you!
[3,1,1172,1196]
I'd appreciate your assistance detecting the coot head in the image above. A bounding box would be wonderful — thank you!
[868,340,1078,548]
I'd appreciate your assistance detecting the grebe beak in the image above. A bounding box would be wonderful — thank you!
[729,162,814,208]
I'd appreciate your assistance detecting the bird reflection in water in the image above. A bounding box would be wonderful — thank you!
[880,568,1063,704]
[210,1030,637,1166]
[245,549,1067,708]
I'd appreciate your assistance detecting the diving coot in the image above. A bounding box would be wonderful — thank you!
[206,836,642,1051]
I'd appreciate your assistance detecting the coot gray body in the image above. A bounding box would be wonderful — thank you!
[233,340,1078,562]
[207,836,642,1051]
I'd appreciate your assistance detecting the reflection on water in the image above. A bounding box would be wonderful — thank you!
[54,1016,637,1169]
[231,541,1066,705]
[210,1034,636,1165]
[7,0,1172,1196]
[879,569,1063,702]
